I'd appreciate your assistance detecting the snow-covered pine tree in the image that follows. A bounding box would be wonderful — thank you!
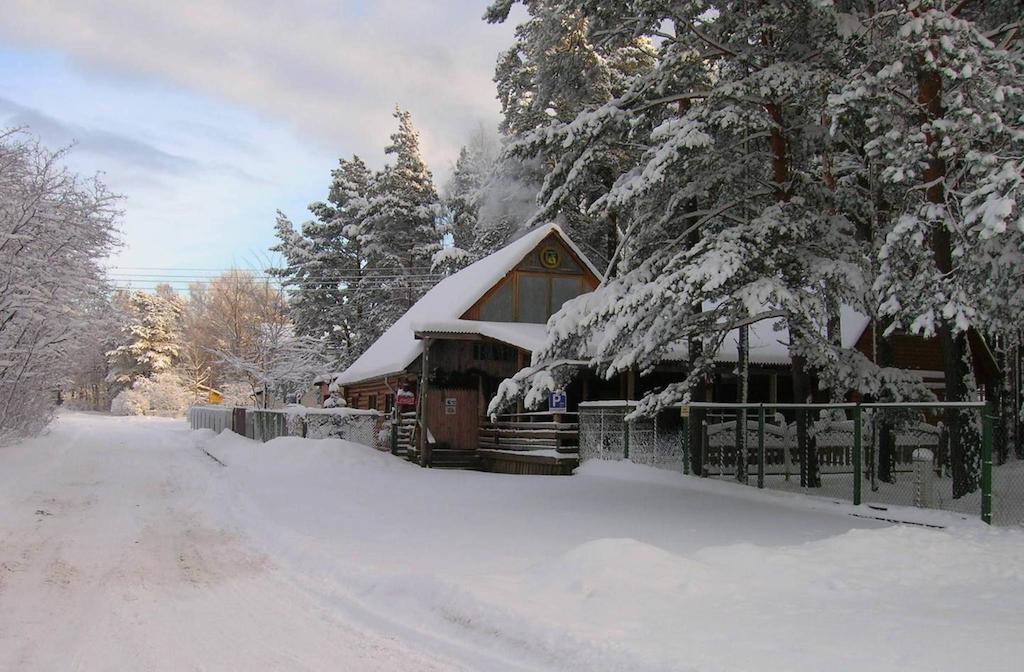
[435,128,500,272]
[269,210,317,335]
[363,107,442,325]
[472,151,547,256]
[487,2,934,469]
[829,0,1024,497]
[272,154,381,369]
[106,289,184,386]
[486,0,656,270]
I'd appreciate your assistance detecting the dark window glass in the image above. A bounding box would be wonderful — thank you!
[552,276,583,313]
[557,252,581,273]
[368,394,377,410]
[517,275,549,323]
[480,281,513,321]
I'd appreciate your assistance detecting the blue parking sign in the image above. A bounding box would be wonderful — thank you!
[549,389,567,413]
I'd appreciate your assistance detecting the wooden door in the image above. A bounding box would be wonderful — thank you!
[427,387,480,450]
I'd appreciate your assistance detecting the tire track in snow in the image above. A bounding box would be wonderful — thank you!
[0,413,465,671]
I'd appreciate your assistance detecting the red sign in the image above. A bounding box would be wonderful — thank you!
[396,391,416,406]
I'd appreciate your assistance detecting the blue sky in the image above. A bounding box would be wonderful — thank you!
[0,1,519,285]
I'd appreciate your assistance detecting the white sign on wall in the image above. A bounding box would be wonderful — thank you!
[445,398,457,415]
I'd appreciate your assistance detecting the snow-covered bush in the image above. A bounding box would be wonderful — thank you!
[110,388,150,416]
[109,372,190,417]
[135,372,191,416]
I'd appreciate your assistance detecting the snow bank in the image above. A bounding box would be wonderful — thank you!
[196,431,1024,672]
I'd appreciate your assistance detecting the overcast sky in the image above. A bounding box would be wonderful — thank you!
[0,1,519,284]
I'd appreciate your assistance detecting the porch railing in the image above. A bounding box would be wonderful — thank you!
[479,412,579,454]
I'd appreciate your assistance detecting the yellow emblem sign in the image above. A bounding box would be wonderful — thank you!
[540,247,560,268]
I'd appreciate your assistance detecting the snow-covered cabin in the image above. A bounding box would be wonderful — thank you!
[332,223,601,468]
[330,223,996,471]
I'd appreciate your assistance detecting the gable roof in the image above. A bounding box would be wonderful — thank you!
[336,223,599,385]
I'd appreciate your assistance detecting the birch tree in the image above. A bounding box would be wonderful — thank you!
[0,130,119,443]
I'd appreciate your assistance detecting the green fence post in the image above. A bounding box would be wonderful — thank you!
[853,404,862,506]
[982,402,993,525]
[757,405,765,489]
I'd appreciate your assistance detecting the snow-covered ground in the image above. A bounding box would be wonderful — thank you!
[3,413,1023,671]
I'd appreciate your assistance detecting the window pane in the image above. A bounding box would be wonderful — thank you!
[552,276,583,313]
[517,275,549,323]
[480,281,513,321]
[556,252,581,273]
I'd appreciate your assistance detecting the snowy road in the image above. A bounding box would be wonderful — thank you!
[0,413,461,671]
[3,413,1024,672]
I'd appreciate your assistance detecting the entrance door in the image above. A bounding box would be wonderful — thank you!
[427,387,479,450]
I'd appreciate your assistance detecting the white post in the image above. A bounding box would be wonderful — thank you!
[780,413,793,481]
[913,448,935,508]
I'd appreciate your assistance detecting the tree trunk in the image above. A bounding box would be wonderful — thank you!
[943,328,980,497]
[688,319,706,476]
[793,350,819,488]
[877,319,896,483]
[735,325,749,482]
[994,333,1009,464]
[918,65,979,498]
[1015,335,1023,459]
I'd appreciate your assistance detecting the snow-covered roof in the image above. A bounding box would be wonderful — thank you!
[336,223,598,385]
[336,219,874,384]
[663,306,871,365]
[413,320,550,353]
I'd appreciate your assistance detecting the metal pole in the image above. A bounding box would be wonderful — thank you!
[623,406,630,460]
[757,405,765,489]
[681,408,690,475]
[982,402,993,525]
[853,404,862,506]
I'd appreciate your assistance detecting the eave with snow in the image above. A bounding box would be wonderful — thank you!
[327,222,996,472]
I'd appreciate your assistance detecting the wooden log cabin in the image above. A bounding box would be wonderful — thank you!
[328,223,998,474]
[332,223,604,473]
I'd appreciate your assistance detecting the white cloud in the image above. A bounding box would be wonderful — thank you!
[0,0,515,174]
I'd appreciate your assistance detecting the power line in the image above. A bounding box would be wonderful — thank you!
[103,265,444,272]
[105,273,448,281]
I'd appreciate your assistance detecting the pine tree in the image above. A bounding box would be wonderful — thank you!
[271,156,383,369]
[107,290,184,386]
[435,128,501,271]
[363,107,442,323]
[486,0,656,269]
[487,2,936,445]
[829,0,1024,496]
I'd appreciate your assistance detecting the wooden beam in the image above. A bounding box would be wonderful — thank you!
[419,337,432,467]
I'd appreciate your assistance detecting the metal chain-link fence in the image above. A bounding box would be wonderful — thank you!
[578,401,1021,526]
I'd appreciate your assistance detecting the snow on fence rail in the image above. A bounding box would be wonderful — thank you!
[188,405,387,451]
[579,400,1023,526]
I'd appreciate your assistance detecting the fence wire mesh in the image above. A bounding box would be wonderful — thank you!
[578,401,1020,526]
